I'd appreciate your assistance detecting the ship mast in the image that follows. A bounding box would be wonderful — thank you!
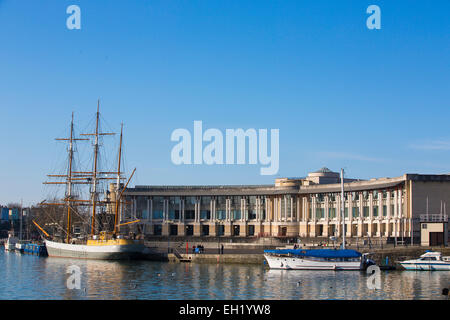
[46,112,89,243]
[43,104,121,241]
[91,102,100,235]
[66,112,75,243]
[80,100,116,236]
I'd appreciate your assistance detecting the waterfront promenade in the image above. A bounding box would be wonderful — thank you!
[143,239,450,266]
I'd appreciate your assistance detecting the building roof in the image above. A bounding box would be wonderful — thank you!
[123,173,450,197]
[314,167,333,173]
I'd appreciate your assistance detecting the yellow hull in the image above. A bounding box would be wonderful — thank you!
[86,239,143,246]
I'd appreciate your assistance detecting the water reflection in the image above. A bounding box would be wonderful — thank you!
[1,250,449,300]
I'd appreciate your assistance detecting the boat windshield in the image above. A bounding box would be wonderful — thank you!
[420,257,437,261]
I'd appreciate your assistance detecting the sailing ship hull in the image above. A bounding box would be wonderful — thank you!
[264,254,362,270]
[45,239,146,260]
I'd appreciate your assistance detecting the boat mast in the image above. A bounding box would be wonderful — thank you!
[113,123,123,234]
[66,112,75,243]
[45,112,88,242]
[341,168,345,249]
[90,101,101,236]
[78,101,116,236]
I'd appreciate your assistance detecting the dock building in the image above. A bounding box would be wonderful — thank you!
[121,168,450,245]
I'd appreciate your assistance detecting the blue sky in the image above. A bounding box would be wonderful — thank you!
[0,0,449,205]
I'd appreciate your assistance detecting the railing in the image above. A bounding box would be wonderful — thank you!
[420,214,448,222]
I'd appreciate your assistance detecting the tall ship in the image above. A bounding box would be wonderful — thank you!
[36,102,146,259]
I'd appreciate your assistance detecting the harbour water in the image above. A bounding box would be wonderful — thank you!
[1,250,449,300]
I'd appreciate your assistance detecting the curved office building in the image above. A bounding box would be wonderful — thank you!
[121,168,450,245]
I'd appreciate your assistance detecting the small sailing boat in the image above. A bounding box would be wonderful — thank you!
[4,231,18,252]
[35,102,146,260]
[264,169,372,270]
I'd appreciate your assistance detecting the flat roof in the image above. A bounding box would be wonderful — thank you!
[123,173,450,197]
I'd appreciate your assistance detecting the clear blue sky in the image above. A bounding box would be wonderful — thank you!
[0,0,449,205]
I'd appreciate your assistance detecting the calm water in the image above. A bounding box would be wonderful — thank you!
[1,250,449,300]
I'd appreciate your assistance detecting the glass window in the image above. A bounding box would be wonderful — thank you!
[186,197,196,205]
[316,208,324,219]
[185,210,195,220]
[153,210,163,219]
[217,210,226,220]
[328,208,336,219]
[363,207,369,217]
[200,210,210,220]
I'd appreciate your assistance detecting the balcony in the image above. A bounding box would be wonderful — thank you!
[420,214,448,222]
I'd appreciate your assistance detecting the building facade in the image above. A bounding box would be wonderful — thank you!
[122,168,450,244]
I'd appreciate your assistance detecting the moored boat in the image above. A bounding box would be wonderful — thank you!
[45,235,144,260]
[263,169,373,271]
[33,103,146,260]
[398,251,450,271]
[264,248,371,270]
[4,232,18,252]
[15,242,24,253]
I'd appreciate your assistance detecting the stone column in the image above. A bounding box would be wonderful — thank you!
[195,198,199,222]
[386,191,391,218]
[290,196,294,222]
[378,192,383,237]
[347,194,352,237]
[226,198,230,222]
[357,193,364,237]
[394,190,398,218]
[181,199,185,222]
[148,197,153,235]
[367,193,373,236]
[149,197,153,223]
[312,197,316,222]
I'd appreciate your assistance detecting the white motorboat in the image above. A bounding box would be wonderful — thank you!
[264,248,372,270]
[398,251,450,271]
[4,232,18,252]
